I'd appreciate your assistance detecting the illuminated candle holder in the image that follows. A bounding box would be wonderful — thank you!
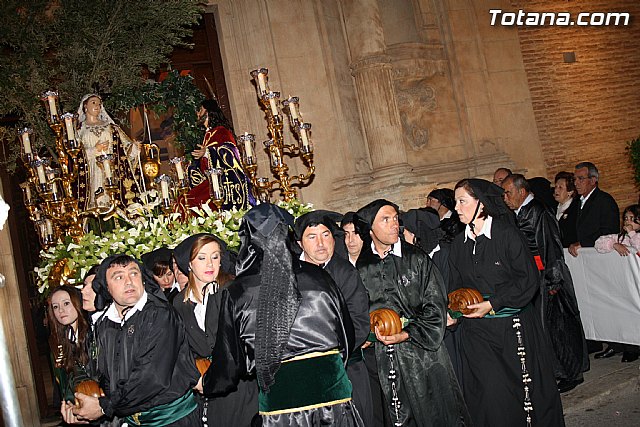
[19,182,35,206]
[35,218,55,247]
[169,157,189,189]
[250,67,270,97]
[46,168,63,202]
[263,91,281,117]
[40,90,60,124]
[18,127,34,162]
[263,139,283,168]
[60,112,80,153]
[96,154,116,187]
[205,168,224,203]
[30,158,51,191]
[155,174,173,210]
[283,96,301,125]
[238,133,257,166]
[256,177,271,203]
[297,122,313,154]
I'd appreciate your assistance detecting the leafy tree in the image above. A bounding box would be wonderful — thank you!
[0,0,203,171]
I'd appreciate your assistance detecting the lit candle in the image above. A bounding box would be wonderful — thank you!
[21,131,32,154]
[271,150,280,167]
[243,133,254,158]
[47,96,58,118]
[288,97,299,120]
[102,159,112,179]
[268,96,279,116]
[45,219,53,236]
[36,164,47,184]
[175,161,184,180]
[47,171,58,196]
[257,71,267,93]
[299,125,311,148]
[160,179,170,199]
[24,185,32,202]
[64,116,76,141]
[211,171,221,195]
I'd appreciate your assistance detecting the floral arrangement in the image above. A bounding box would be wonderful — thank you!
[35,199,314,295]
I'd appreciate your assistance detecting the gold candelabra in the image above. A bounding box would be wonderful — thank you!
[239,67,315,202]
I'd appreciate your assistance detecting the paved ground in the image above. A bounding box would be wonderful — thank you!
[563,353,640,426]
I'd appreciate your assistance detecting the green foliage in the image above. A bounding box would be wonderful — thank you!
[0,0,203,171]
[626,136,640,187]
[109,70,205,155]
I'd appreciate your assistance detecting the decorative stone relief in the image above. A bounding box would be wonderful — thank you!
[394,80,436,150]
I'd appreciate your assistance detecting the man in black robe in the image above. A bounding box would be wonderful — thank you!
[294,210,373,426]
[355,199,469,427]
[502,174,589,393]
[65,254,200,425]
[202,204,363,426]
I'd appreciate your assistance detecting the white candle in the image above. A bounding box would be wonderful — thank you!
[271,151,280,167]
[47,96,58,118]
[268,97,279,116]
[46,219,53,236]
[212,173,221,195]
[102,160,112,179]
[174,161,184,180]
[257,72,267,93]
[64,117,76,141]
[243,134,254,158]
[36,164,46,184]
[160,179,170,199]
[47,173,58,195]
[24,185,32,201]
[21,132,32,154]
[300,128,310,148]
[288,99,299,120]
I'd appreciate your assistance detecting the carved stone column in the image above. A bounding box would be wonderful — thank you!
[342,0,408,171]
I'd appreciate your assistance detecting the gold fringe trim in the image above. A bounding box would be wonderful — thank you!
[259,397,352,416]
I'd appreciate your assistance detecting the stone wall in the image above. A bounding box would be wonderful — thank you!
[513,0,640,210]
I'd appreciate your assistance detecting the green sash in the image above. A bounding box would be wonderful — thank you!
[125,390,197,426]
[258,351,352,415]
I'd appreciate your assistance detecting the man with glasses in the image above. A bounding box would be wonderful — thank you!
[568,161,619,257]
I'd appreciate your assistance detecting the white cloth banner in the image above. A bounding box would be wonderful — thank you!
[564,248,640,346]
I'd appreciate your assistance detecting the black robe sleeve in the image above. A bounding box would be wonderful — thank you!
[202,287,248,397]
[98,304,198,418]
[325,258,370,349]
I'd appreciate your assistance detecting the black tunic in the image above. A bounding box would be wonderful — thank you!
[357,240,470,427]
[173,289,259,426]
[94,292,200,424]
[202,260,363,426]
[516,199,589,381]
[558,198,580,248]
[448,218,565,427]
[324,256,374,427]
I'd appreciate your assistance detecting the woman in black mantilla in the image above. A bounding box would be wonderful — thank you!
[172,233,259,426]
[448,179,565,426]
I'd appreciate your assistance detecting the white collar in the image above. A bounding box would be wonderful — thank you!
[371,240,402,258]
[299,251,331,268]
[105,291,148,324]
[464,216,493,242]
[515,193,534,215]
[557,198,573,219]
[580,187,596,207]
[441,210,452,220]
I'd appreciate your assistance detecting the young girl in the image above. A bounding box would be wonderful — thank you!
[47,285,91,403]
[595,204,640,256]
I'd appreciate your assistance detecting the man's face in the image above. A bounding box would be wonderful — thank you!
[425,196,442,211]
[172,258,188,290]
[342,223,363,259]
[299,224,335,265]
[493,169,509,186]
[107,261,145,310]
[370,205,400,248]
[502,179,527,210]
[574,167,596,196]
